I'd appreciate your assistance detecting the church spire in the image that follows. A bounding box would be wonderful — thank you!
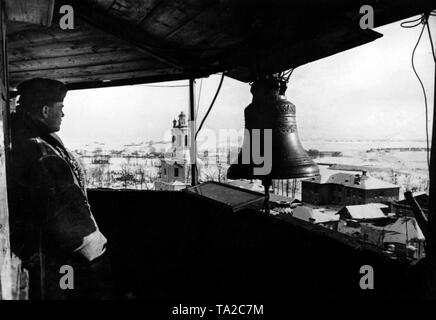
[178,111,187,128]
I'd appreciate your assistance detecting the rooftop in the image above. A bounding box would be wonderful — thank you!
[384,217,425,242]
[292,206,340,224]
[304,172,399,190]
[227,179,265,193]
[340,203,388,220]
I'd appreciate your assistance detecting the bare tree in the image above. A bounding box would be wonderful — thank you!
[119,165,135,189]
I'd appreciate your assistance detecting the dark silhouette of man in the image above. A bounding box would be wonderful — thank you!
[9,78,112,299]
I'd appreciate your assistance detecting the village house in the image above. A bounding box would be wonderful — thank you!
[302,171,400,206]
[337,203,389,221]
[291,205,339,230]
[359,217,425,260]
[336,203,391,238]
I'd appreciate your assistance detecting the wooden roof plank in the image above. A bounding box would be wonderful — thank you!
[8,37,133,61]
[8,49,150,72]
[84,0,166,25]
[139,0,218,39]
[86,0,115,12]
[162,3,239,51]
[226,27,383,82]
[9,60,166,79]
[7,24,99,48]
[7,0,433,88]
[106,0,164,25]
[64,71,210,90]
[62,0,185,70]
[31,68,181,84]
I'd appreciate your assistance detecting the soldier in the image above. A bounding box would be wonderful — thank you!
[9,78,112,299]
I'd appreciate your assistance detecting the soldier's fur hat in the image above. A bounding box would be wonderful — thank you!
[17,78,67,110]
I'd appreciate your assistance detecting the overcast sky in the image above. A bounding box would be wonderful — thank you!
[60,16,436,149]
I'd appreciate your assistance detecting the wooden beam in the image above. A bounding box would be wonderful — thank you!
[428,58,436,262]
[63,71,211,91]
[0,79,12,301]
[0,2,13,300]
[10,68,180,87]
[189,78,198,186]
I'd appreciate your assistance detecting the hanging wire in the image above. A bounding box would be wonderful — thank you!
[284,68,294,83]
[401,13,432,174]
[400,15,426,28]
[196,79,203,120]
[427,18,436,63]
[195,73,226,139]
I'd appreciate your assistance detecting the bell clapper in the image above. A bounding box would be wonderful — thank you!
[262,177,272,214]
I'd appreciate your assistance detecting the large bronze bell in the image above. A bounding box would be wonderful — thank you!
[227,77,319,180]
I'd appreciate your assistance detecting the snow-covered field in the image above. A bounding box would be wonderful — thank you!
[73,139,430,195]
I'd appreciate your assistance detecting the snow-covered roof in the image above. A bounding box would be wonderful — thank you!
[384,217,425,243]
[227,179,265,193]
[341,203,387,220]
[305,172,398,190]
[171,181,187,186]
[269,193,299,204]
[292,206,339,224]
[370,203,389,209]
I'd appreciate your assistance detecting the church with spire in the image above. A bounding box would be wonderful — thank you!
[154,111,199,191]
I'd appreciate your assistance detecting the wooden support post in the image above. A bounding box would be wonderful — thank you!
[0,0,11,300]
[428,60,436,261]
[189,78,198,186]
[0,78,12,301]
[0,2,27,300]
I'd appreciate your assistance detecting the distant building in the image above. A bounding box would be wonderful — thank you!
[302,171,399,206]
[337,203,388,221]
[291,205,339,230]
[155,112,199,191]
[307,149,342,158]
[334,201,425,260]
[269,194,301,214]
[382,217,425,259]
[360,217,425,260]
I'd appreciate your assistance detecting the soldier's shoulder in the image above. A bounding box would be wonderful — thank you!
[14,136,55,159]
